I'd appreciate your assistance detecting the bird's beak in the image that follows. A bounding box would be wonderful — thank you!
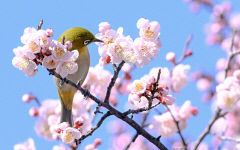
[93,38,104,43]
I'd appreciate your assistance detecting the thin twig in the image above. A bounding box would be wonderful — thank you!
[211,132,240,143]
[104,61,125,103]
[37,19,43,30]
[77,111,111,144]
[176,34,193,65]
[123,102,161,116]
[165,106,188,150]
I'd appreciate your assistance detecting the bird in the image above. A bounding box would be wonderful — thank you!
[54,27,103,126]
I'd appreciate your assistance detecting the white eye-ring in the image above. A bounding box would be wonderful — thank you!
[83,40,91,45]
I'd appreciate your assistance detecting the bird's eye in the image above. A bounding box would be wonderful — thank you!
[83,40,91,45]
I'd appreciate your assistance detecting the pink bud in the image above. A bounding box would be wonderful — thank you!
[64,41,73,50]
[46,28,53,37]
[22,93,35,103]
[29,107,39,117]
[74,117,84,128]
[93,138,101,147]
[166,52,176,62]
[191,107,199,116]
[185,50,193,56]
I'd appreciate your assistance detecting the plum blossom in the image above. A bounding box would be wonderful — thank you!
[149,101,197,138]
[22,93,36,103]
[230,14,240,31]
[166,52,176,62]
[171,64,190,93]
[133,37,160,67]
[33,91,93,140]
[137,18,160,41]
[128,67,176,108]
[13,27,79,78]
[14,138,36,150]
[216,70,240,111]
[61,127,81,143]
[53,144,70,150]
[96,18,161,67]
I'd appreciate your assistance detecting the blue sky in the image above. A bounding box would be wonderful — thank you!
[1,0,240,149]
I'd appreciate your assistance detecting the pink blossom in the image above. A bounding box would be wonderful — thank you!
[22,93,35,103]
[14,138,36,150]
[171,64,190,93]
[230,14,240,31]
[133,38,160,67]
[13,46,35,60]
[29,107,39,117]
[137,18,160,41]
[99,22,111,34]
[21,27,38,44]
[179,101,198,119]
[61,127,81,143]
[64,41,73,50]
[197,78,211,91]
[42,55,58,69]
[150,111,186,138]
[216,58,227,70]
[166,52,176,62]
[46,28,53,37]
[53,144,70,150]
[56,61,78,78]
[108,35,135,64]
[131,80,147,94]
[12,56,37,77]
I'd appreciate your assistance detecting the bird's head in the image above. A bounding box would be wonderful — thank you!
[58,27,103,51]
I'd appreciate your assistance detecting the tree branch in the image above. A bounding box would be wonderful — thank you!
[193,32,239,150]
[47,69,168,150]
[104,61,125,103]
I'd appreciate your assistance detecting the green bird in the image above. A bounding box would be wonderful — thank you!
[54,27,103,126]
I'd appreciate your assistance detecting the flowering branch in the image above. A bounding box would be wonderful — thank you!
[193,33,238,150]
[47,68,168,150]
[165,105,188,150]
[176,34,193,65]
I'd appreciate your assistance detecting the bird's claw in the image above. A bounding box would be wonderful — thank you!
[60,78,68,86]
[82,89,89,98]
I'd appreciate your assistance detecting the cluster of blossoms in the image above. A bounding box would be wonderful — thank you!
[95,18,162,67]
[27,92,93,143]
[128,65,190,108]
[215,70,240,111]
[12,27,78,78]
[14,138,36,150]
[149,101,198,138]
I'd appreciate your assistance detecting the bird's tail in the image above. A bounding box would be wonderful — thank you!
[57,89,75,127]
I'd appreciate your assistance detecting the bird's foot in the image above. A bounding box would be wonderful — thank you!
[82,89,90,98]
[60,78,68,86]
